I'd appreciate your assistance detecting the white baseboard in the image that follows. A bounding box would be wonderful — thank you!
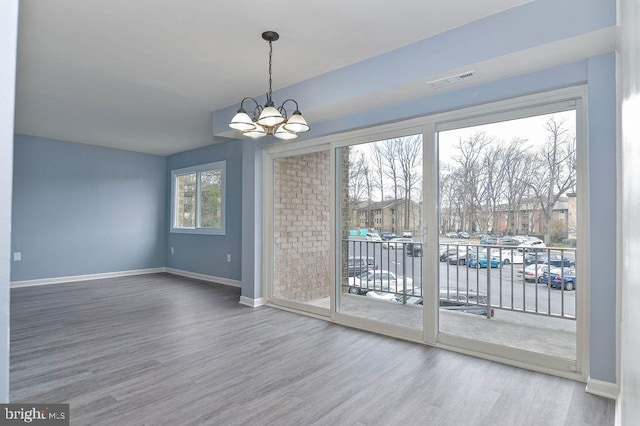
[11,267,243,291]
[10,268,166,288]
[165,268,241,288]
[239,296,265,308]
[586,377,619,400]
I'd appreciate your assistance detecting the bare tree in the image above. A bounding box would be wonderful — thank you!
[439,165,458,232]
[525,117,577,243]
[347,148,368,227]
[502,138,537,235]
[360,152,374,229]
[378,139,402,233]
[397,135,422,231]
[452,132,493,233]
[478,142,506,233]
[413,185,424,238]
[370,142,387,230]
[440,165,465,232]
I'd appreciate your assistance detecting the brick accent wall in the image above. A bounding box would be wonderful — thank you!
[273,151,330,302]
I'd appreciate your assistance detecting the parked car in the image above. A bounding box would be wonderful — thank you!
[382,237,413,249]
[457,231,470,239]
[445,232,459,238]
[496,248,524,265]
[480,235,498,245]
[380,232,399,241]
[467,252,501,269]
[499,236,521,246]
[439,289,489,315]
[365,232,382,242]
[518,238,546,250]
[512,235,530,244]
[348,270,413,295]
[523,250,547,264]
[516,264,551,282]
[546,255,575,267]
[347,257,375,277]
[525,253,575,267]
[405,242,423,257]
[541,268,576,290]
[392,289,489,316]
[440,246,461,262]
[447,249,471,265]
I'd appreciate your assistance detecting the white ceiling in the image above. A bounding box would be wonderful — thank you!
[13,0,579,156]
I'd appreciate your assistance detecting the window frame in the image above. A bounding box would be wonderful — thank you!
[170,160,226,235]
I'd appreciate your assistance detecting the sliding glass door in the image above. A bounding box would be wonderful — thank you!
[435,99,584,370]
[264,87,587,378]
[335,136,424,331]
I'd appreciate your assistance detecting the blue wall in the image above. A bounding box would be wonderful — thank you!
[10,134,244,284]
[587,53,617,383]
[166,140,243,282]
[11,135,167,281]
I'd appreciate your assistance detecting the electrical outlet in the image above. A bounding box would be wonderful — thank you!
[13,252,21,262]
[227,254,231,263]
[171,247,175,254]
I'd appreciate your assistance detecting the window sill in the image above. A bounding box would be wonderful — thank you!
[170,227,225,236]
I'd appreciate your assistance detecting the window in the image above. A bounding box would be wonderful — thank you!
[171,161,225,235]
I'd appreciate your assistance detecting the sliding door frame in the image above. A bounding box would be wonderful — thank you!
[262,85,589,381]
[263,141,333,318]
[426,86,588,379]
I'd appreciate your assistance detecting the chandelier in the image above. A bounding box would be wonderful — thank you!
[229,31,310,140]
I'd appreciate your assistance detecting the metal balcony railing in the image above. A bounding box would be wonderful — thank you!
[344,239,577,320]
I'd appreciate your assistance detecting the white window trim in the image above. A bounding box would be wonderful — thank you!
[170,161,226,235]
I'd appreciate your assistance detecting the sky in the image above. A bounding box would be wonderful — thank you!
[350,109,577,201]
[438,110,576,164]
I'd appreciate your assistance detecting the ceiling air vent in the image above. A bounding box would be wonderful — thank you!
[427,71,476,89]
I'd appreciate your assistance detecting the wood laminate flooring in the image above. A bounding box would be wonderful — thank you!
[10,273,614,425]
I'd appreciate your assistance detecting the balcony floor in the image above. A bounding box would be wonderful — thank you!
[307,293,576,360]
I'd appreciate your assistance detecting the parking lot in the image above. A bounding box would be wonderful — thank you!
[346,239,576,318]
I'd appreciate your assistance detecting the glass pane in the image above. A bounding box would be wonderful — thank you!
[199,169,223,229]
[338,135,423,330]
[175,173,196,228]
[438,110,578,360]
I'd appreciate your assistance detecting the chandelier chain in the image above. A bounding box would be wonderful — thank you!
[268,40,273,102]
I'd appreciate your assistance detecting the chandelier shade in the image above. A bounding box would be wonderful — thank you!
[243,123,267,139]
[274,125,298,140]
[256,106,285,127]
[229,31,309,139]
[229,109,256,131]
[283,111,310,133]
